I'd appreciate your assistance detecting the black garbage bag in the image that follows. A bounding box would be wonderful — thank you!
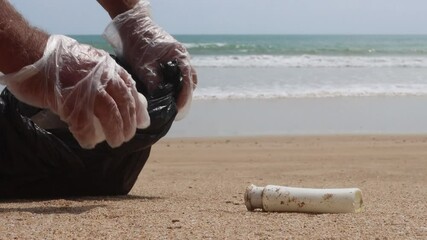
[0,58,182,199]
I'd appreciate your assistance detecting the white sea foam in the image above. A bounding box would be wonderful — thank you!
[191,55,427,68]
[183,42,227,49]
[193,84,427,100]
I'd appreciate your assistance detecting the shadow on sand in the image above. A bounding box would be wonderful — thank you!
[0,194,163,215]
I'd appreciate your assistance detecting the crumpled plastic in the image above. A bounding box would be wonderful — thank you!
[0,35,150,149]
[103,0,197,120]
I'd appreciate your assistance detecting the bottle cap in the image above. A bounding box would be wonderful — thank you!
[244,184,264,211]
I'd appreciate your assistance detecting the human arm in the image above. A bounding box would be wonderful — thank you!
[0,0,150,148]
[97,0,197,119]
[0,0,48,73]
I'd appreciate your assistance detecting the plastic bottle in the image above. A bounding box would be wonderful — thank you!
[244,184,363,213]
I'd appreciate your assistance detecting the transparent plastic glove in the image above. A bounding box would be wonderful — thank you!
[103,0,197,120]
[0,35,150,149]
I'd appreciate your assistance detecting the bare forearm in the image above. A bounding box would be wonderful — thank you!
[96,0,139,18]
[0,0,48,74]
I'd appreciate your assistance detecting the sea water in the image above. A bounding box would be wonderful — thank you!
[72,34,427,100]
[180,34,427,100]
[168,35,427,136]
[4,35,427,137]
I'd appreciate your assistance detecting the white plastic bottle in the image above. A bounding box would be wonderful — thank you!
[244,184,363,213]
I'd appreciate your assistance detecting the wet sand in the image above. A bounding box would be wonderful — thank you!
[169,97,427,138]
[0,135,426,239]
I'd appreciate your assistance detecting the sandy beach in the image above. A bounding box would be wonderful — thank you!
[0,135,426,239]
[2,4,427,239]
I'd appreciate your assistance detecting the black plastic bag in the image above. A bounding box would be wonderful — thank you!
[0,59,182,199]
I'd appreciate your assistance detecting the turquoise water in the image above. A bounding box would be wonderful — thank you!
[73,34,427,57]
[72,35,427,99]
[72,35,113,53]
[175,34,427,56]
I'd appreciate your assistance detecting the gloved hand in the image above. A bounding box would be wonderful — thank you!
[103,0,197,120]
[0,35,150,149]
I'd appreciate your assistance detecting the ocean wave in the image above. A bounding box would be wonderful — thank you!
[183,42,228,49]
[181,37,427,56]
[191,55,427,68]
[193,84,427,100]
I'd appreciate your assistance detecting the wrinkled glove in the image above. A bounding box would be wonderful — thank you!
[103,0,197,120]
[0,35,150,149]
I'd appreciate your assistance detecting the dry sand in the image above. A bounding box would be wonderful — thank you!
[0,135,426,239]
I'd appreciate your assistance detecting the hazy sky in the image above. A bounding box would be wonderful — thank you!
[8,0,427,35]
